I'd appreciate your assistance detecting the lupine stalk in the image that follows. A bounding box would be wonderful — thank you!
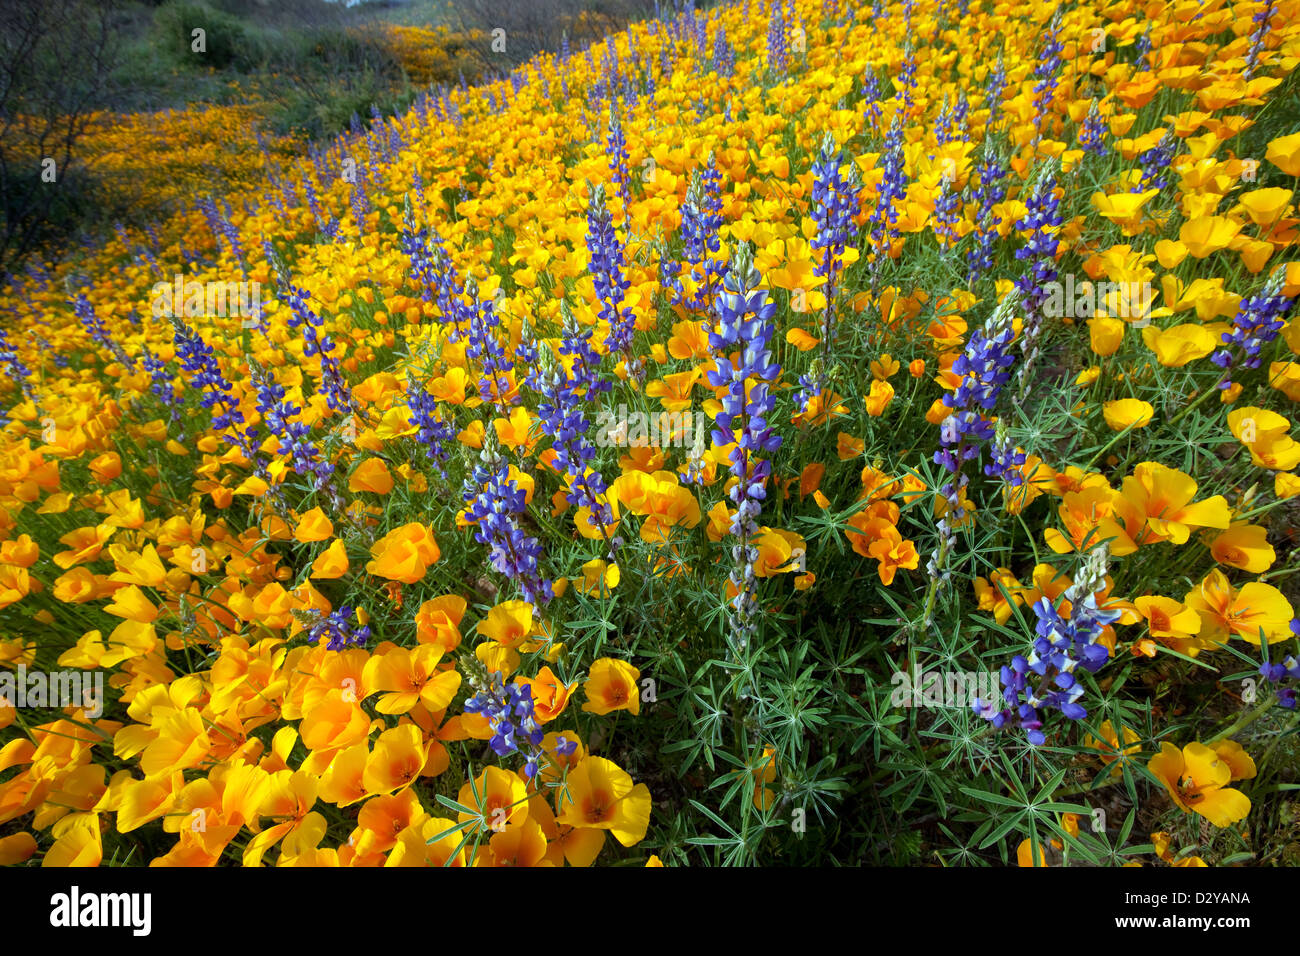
[924,289,1020,622]
[966,144,1008,285]
[141,346,182,434]
[809,132,860,342]
[798,133,860,407]
[605,104,633,209]
[1013,161,1062,399]
[1211,269,1295,392]
[1245,0,1277,78]
[664,155,727,315]
[285,285,355,416]
[0,327,34,401]
[461,428,552,606]
[974,544,1120,745]
[868,116,907,292]
[74,293,134,369]
[537,303,617,549]
[248,360,340,507]
[705,241,782,655]
[862,69,883,135]
[984,53,1007,129]
[299,605,371,652]
[462,278,514,407]
[461,653,577,778]
[1079,99,1106,155]
[171,316,258,466]
[1131,128,1177,194]
[766,1,788,75]
[1030,11,1063,142]
[586,182,639,378]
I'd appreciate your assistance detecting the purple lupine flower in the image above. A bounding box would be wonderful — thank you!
[985,431,1027,487]
[935,97,956,146]
[966,145,1008,284]
[862,69,883,136]
[1131,128,1178,194]
[605,104,633,208]
[171,316,257,461]
[868,116,907,288]
[705,242,782,651]
[975,549,1120,745]
[514,316,541,393]
[536,304,616,543]
[1012,162,1063,396]
[429,239,470,340]
[462,280,514,407]
[0,327,33,399]
[1259,625,1300,709]
[897,46,918,113]
[248,362,337,495]
[953,91,970,131]
[691,11,707,57]
[810,133,860,316]
[1079,99,1107,155]
[665,155,727,313]
[302,176,337,239]
[604,33,621,87]
[349,164,371,237]
[217,198,247,269]
[405,372,457,478]
[1212,269,1294,390]
[1136,22,1152,60]
[712,25,735,76]
[800,133,861,408]
[197,196,238,265]
[305,605,371,652]
[285,285,354,415]
[117,222,162,278]
[767,0,788,74]
[461,429,553,606]
[461,660,548,776]
[984,53,1007,129]
[586,182,638,369]
[398,201,453,311]
[932,162,963,248]
[74,293,134,368]
[929,290,1019,584]
[1031,10,1064,140]
[1245,0,1277,78]
[141,346,181,428]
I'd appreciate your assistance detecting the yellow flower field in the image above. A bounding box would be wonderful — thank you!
[1,0,1299,869]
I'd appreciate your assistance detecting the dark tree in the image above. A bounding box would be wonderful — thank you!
[0,0,125,281]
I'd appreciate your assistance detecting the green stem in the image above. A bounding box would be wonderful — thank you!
[1164,382,1222,432]
[1207,696,1277,745]
[1257,712,1300,772]
[1082,420,1138,472]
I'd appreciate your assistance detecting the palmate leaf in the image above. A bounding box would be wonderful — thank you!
[959,787,1027,809]
[687,799,741,841]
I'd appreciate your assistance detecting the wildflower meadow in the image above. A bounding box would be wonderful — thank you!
[1,0,1300,901]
